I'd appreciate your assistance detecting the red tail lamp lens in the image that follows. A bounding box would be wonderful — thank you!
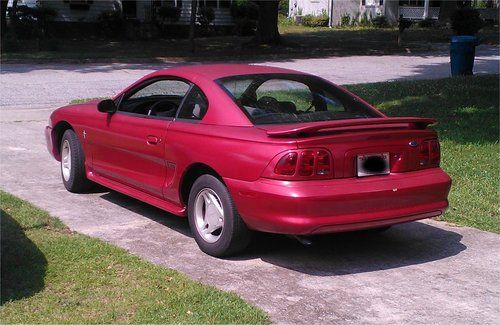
[417,139,441,168]
[274,152,297,175]
[298,150,315,176]
[316,150,332,175]
[428,140,440,166]
[271,149,333,179]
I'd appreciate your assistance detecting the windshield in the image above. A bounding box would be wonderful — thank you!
[217,74,381,125]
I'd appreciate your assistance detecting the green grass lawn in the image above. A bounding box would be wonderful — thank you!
[346,75,499,233]
[70,97,108,104]
[0,191,269,324]
[3,25,497,63]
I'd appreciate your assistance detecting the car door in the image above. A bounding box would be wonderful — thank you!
[91,78,191,199]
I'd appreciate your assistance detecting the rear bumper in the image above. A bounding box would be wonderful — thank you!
[224,168,451,235]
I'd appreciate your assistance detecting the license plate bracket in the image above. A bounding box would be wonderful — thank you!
[357,152,390,177]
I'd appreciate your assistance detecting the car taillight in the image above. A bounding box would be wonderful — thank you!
[274,152,297,175]
[298,151,315,176]
[316,150,332,175]
[417,139,440,168]
[429,140,440,166]
[268,149,333,180]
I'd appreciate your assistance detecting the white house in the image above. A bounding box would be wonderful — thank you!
[288,0,444,26]
[11,0,235,25]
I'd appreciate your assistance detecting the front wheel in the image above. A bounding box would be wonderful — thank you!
[187,175,252,257]
[60,129,93,193]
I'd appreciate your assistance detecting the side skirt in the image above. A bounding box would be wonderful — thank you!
[87,171,187,217]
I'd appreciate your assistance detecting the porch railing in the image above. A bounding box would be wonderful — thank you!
[398,6,440,20]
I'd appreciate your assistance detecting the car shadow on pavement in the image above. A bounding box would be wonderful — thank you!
[236,222,466,276]
[98,190,466,276]
[99,190,193,238]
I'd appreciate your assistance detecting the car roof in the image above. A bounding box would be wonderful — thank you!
[153,64,308,80]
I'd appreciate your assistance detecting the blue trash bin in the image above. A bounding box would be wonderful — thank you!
[450,35,479,76]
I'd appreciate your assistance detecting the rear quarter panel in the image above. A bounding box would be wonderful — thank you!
[163,122,296,204]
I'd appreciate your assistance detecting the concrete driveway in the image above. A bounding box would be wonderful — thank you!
[1,49,499,324]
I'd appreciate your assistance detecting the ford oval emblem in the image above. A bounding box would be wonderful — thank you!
[409,141,418,147]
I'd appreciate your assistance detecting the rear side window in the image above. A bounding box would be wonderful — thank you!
[217,74,380,125]
[177,86,208,120]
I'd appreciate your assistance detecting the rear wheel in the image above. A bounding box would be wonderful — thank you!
[60,129,93,193]
[187,174,252,257]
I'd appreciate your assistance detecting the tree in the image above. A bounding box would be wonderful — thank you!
[1,0,7,36]
[439,0,459,22]
[252,0,280,45]
[189,0,197,52]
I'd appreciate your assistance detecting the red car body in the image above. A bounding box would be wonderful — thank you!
[45,64,451,237]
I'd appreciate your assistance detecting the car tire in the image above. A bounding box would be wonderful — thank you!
[60,129,93,193]
[187,174,252,257]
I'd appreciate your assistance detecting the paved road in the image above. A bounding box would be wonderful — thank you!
[1,48,499,324]
[1,45,498,111]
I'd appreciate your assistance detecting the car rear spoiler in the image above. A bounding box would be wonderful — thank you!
[265,117,437,137]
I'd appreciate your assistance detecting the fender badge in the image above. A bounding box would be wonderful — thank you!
[409,140,418,147]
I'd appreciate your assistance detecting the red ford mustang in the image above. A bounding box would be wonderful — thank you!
[45,64,451,256]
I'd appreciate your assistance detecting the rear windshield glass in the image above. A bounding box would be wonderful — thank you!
[217,74,381,125]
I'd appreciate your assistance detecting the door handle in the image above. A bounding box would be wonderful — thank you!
[146,135,161,145]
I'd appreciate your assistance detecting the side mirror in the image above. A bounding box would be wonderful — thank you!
[97,99,117,113]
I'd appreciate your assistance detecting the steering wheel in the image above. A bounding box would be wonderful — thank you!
[257,96,280,113]
[147,100,178,117]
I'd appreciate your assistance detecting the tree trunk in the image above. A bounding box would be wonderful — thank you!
[252,0,280,45]
[439,0,458,22]
[1,0,8,36]
[189,0,197,53]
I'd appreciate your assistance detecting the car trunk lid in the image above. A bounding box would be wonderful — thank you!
[259,117,439,178]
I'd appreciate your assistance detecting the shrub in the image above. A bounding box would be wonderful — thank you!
[230,0,259,20]
[398,15,412,32]
[197,6,215,36]
[230,0,258,35]
[97,11,125,38]
[1,33,21,51]
[359,12,371,27]
[158,6,181,23]
[372,15,388,28]
[10,4,58,39]
[451,7,484,35]
[340,13,351,27]
[234,17,257,36]
[278,13,295,26]
[301,14,328,27]
[417,18,435,28]
[278,0,288,16]
[39,38,60,51]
